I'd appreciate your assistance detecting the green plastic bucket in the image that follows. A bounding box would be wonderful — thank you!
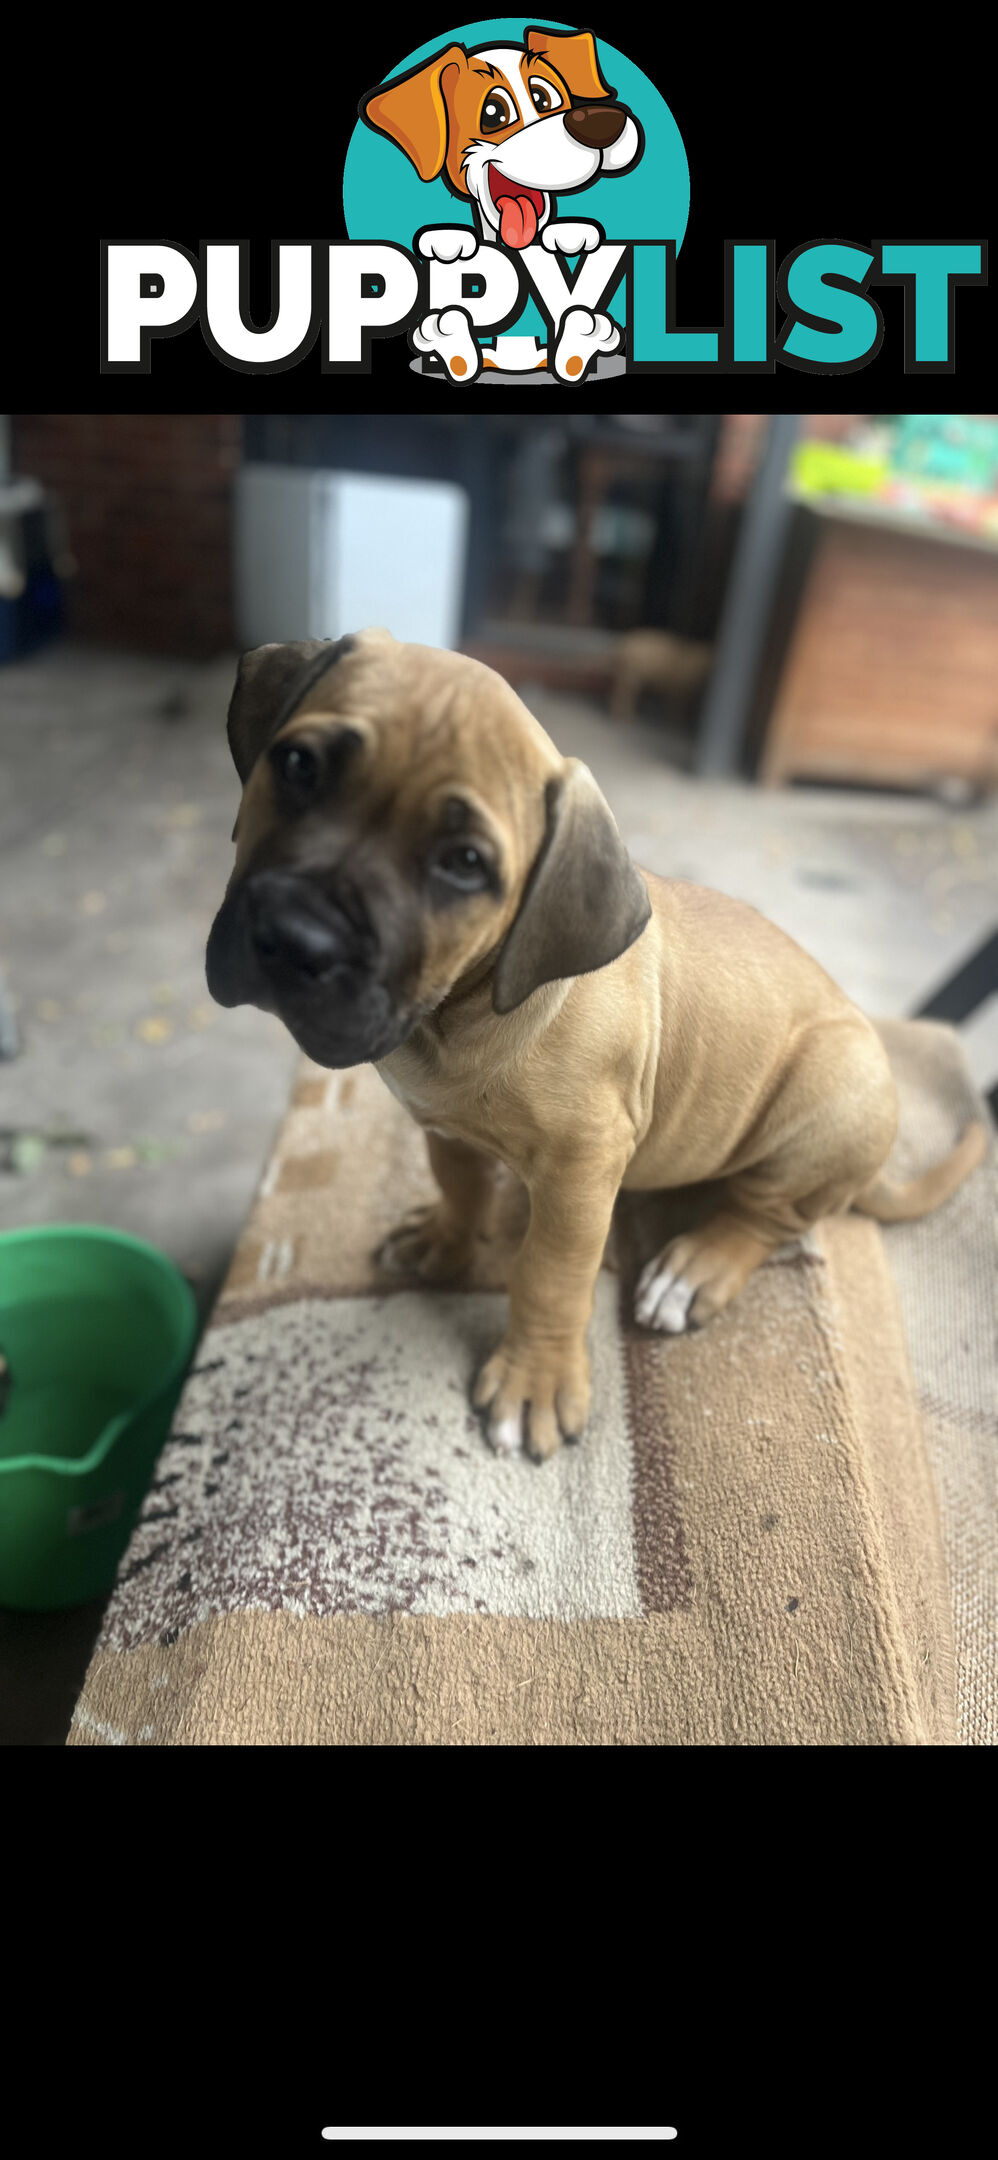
[0,1226,198,1610]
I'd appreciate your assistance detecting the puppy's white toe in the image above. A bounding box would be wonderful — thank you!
[489,1413,524,1458]
[635,1267,695,1333]
[653,1277,695,1332]
[635,1260,673,1325]
[553,305,620,382]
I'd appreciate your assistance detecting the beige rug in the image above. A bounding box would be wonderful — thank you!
[68,1019,995,1746]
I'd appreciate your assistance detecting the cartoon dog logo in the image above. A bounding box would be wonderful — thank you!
[360,24,643,381]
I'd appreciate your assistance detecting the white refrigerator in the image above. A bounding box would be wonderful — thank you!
[234,463,469,652]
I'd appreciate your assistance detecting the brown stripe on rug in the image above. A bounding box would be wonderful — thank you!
[609,1192,955,1741]
[68,1596,944,1748]
[615,1230,694,1616]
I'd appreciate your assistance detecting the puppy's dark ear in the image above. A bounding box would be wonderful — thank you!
[493,760,651,1014]
[226,637,354,783]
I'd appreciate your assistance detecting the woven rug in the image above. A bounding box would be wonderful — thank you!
[68,1019,995,1746]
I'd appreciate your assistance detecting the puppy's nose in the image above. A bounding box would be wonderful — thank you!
[564,103,627,149]
[248,873,354,983]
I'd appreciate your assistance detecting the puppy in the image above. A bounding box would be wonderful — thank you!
[207,631,989,1461]
[361,25,642,380]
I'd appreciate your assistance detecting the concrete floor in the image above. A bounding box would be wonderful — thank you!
[0,649,301,1315]
[2,645,997,1304]
[2,644,997,1743]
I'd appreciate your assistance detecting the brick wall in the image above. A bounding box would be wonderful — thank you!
[11,415,242,657]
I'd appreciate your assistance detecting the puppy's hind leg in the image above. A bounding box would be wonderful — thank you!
[377,1128,496,1283]
[635,1150,880,1333]
[636,1020,899,1335]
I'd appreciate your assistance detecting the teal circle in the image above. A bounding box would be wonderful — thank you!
[343,20,689,342]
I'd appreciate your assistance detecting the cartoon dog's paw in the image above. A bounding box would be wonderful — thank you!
[552,306,620,383]
[376,1204,474,1285]
[541,220,602,255]
[416,227,478,263]
[411,307,481,383]
[472,1336,591,1462]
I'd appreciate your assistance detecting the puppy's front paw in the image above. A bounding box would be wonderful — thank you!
[377,1205,473,1285]
[472,1337,590,1462]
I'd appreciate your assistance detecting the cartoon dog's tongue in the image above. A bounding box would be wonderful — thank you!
[498,192,539,248]
[489,169,544,250]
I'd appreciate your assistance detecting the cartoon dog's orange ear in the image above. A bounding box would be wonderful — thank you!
[361,45,467,181]
[525,26,615,101]
[525,25,615,101]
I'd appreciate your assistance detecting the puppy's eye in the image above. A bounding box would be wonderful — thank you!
[431,842,492,893]
[528,78,558,114]
[480,92,513,132]
[271,741,319,796]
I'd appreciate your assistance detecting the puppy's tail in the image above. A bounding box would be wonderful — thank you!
[852,1119,990,1223]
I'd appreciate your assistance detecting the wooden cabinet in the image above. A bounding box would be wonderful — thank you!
[759,505,998,790]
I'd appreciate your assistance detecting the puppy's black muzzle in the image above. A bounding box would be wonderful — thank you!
[206,865,416,1067]
[247,869,373,988]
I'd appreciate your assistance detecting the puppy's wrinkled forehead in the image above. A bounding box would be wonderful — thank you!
[267,631,560,843]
